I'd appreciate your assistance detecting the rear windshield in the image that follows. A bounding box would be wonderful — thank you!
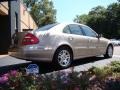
[35,23,59,31]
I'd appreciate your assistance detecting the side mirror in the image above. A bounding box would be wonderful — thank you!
[97,34,102,39]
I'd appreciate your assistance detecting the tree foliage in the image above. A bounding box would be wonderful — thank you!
[74,2,120,39]
[23,0,56,27]
[74,14,89,24]
[23,0,37,9]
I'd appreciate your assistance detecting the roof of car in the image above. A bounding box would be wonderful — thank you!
[58,22,87,27]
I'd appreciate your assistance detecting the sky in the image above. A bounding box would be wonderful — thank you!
[52,0,118,23]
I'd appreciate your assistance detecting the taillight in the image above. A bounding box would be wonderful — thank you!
[22,33,39,45]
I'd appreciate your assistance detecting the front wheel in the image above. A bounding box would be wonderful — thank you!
[53,47,73,68]
[104,45,113,58]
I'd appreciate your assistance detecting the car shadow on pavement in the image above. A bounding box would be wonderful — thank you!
[72,56,105,67]
[30,56,105,74]
[0,56,106,75]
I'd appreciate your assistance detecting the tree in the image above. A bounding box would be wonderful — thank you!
[23,0,56,27]
[74,14,89,24]
[106,3,120,38]
[74,6,107,35]
[73,2,120,39]
[23,0,38,10]
[87,6,107,36]
[89,6,106,16]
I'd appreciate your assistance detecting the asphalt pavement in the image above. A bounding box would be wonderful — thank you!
[0,46,120,74]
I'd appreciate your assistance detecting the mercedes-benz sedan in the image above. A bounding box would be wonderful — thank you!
[9,23,114,68]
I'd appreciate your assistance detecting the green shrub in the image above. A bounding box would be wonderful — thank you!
[90,66,111,81]
[110,61,120,73]
[0,61,120,90]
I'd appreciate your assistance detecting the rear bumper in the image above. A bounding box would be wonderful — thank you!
[9,45,54,62]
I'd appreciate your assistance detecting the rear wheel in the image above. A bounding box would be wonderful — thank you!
[53,47,73,68]
[104,45,113,58]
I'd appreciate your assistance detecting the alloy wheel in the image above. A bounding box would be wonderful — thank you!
[108,46,113,57]
[57,50,71,67]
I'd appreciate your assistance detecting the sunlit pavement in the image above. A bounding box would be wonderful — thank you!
[0,55,31,67]
[0,46,120,74]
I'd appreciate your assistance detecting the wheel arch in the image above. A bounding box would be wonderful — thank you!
[105,43,114,54]
[104,43,114,58]
[52,44,74,61]
[107,43,114,50]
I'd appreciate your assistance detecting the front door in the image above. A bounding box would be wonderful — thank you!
[81,25,100,56]
[0,15,10,54]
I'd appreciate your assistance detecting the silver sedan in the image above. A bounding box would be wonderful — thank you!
[9,23,114,68]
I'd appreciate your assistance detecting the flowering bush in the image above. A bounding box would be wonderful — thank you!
[0,70,41,90]
[0,61,119,90]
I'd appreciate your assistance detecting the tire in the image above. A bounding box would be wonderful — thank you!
[104,45,113,58]
[53,47,73,68]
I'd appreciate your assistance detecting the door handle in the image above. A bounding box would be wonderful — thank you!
[88,39,91,42]
[69,37,73,41]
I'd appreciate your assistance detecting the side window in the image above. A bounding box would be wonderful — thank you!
[69,24,83,35]
[63,26,71,34]
[81,26,97,37]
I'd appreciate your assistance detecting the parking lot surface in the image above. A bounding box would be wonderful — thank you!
[0,46,120,74]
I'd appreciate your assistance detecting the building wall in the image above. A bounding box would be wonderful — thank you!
[0,2,8,15]
[20,3,38,32]
[0,1,37,53]
[0,1,20,36]
[0,1,38,32]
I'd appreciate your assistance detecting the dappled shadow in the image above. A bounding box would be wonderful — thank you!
[30,56,106,74]
[0,56,108,75]
[72,56,105,67]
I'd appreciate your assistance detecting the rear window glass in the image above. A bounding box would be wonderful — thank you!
[35,23,59,31]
